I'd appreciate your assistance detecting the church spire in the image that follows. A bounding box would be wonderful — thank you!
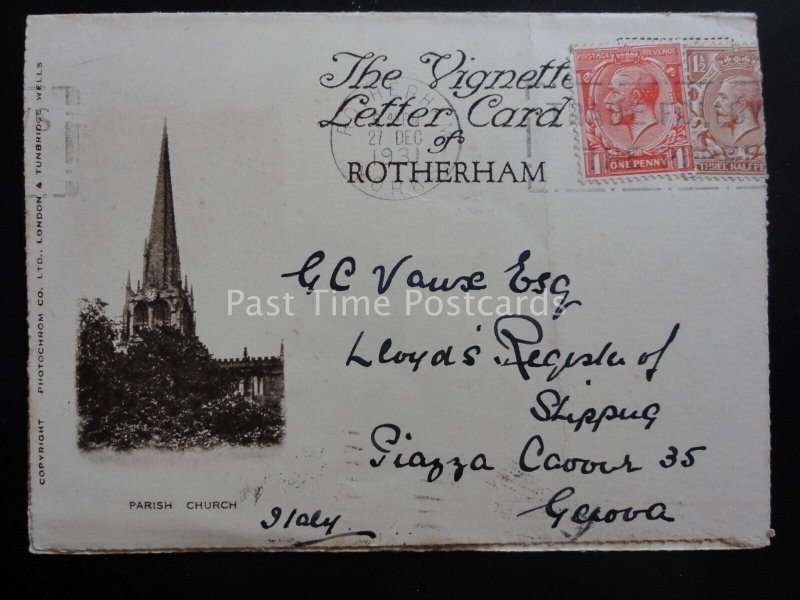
[143,121,182,289]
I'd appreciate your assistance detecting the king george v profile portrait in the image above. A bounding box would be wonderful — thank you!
[713,75,763,144]
[603,66,661,145]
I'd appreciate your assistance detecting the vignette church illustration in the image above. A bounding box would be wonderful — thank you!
[75,122,284,450]
[122,123,285,406]
[122,125,284,404]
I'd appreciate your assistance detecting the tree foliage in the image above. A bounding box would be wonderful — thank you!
[76,298,284,450]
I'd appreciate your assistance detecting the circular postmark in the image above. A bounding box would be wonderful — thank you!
[328,77,461,200]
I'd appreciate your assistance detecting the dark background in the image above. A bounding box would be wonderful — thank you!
[5,0,797,595]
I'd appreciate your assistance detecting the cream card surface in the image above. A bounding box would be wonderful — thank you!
[25,12,770,552]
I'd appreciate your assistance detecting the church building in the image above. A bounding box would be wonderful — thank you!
[122,125,195,340]
[122,123,284,406]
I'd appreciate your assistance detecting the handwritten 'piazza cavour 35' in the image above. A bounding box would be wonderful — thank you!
[317,51,572,129]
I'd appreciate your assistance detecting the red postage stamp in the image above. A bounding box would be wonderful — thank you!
[573,43,693,178]
[685,46,766,175]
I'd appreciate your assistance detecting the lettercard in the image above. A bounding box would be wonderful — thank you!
[25,13,771,551]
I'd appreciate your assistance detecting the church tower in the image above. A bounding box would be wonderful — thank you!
[122,123,195,341]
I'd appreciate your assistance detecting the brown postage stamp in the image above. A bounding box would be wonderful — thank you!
[685,46,766,175]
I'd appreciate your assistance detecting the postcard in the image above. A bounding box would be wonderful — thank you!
[25,12,770,552]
